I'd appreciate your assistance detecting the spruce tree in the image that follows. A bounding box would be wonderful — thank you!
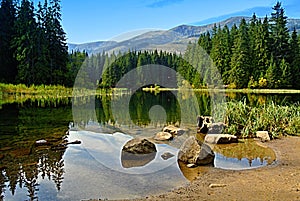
[13,0,38,84]
[0,0,17,83]
[279,58,292,88]
[270,1,290,64]
[228,19,251,88]
[44,0,68,85]
[252,16,271,82]
[289,28,300,89]
[265,56,281,88]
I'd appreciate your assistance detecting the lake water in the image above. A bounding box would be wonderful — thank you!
[1,91,296,200]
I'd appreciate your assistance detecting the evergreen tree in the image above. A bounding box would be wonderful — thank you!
[265,56,281,88]
[279,58,292,88]
[228,19,251,88]
[289,28,300,89]
[0,0,17,83]
[198,31,212,54]
[210,25,231,83]
[13,0,38,84]
[251,16,271,82]
[44,0,68,85]
[270,1,290,64]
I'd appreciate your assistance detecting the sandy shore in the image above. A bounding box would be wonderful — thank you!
[121,136,300,201]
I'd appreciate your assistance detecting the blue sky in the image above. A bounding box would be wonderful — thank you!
[56,0,299,44]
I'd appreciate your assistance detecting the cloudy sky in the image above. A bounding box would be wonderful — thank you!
[53,0,300,43]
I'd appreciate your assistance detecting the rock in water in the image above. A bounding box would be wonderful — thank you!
[122,138,157,154]
[205,134,238,144]
[154,132,173,141]
[163,125,185,135]
[178,136,215,166]
[161,152,175,160]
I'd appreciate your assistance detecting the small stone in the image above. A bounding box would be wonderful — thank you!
[187,163,197,168]
[35,139,48,145]
[256,131,270,142]
[161,152,175,160]
[209,183,227,188]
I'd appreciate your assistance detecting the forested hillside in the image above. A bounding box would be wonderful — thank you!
[193,2,300,89]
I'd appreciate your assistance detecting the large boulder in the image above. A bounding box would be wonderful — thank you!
[178,136,215,166]
[121,138,157,168]
[205,134,238,144]
[122,138,157,154]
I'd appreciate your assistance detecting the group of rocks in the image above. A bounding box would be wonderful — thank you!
[122,115,272,168]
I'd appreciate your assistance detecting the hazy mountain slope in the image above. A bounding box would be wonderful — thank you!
[68,17,300,55]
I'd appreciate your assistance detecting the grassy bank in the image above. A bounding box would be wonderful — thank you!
[0,83,73,97]
[220,100,300,138]
[143,86,300,94]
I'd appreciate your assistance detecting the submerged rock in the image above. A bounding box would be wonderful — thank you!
[178,136,215,166]
[205,134,238,144]
[161,152,175,160]
[122,138,157,154]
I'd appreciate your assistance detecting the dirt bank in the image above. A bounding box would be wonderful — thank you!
[126,136,300,201]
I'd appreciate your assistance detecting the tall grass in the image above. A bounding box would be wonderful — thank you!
[222,100,300,138]
[0,83,73,97]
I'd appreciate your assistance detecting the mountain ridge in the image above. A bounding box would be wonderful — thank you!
[68,16,300,55]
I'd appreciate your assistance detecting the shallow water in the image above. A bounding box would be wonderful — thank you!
[0,92,284,200]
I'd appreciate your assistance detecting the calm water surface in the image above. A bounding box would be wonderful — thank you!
[0,91,294,200]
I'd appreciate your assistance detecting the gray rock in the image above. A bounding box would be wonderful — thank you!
[178,136,215,166]
[205,134,238,144]
[256,131,270,142]
[154,132,173,141]
[122,138,157,154]
[208,122,227,134]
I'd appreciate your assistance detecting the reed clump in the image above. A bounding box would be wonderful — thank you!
[222,100,300,138]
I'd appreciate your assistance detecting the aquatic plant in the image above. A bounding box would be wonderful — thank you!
[222,100,300,138]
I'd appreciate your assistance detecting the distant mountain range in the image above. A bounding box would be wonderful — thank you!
[68,16,300,55]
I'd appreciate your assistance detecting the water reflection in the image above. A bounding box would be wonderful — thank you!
[0,97,71,201]
[213,139,276,170]
[0,91,291,200]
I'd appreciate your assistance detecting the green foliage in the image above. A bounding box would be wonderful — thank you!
[222,100,300,138]
[195,2,299,89]
[0,0,69,86]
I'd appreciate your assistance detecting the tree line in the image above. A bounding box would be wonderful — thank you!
[1,1,299,89]
[0,0,86,86]
[194,2,300,89]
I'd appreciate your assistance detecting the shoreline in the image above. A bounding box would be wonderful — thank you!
[119,136,300,201]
